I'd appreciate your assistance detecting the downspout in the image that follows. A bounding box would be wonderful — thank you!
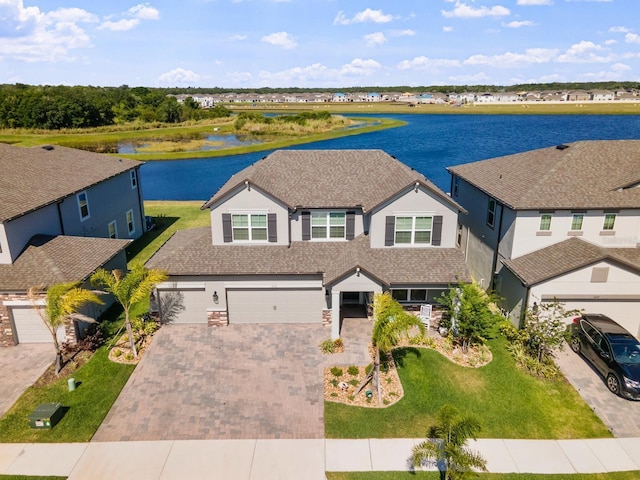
[490,202,505,292]
[135,167,145,233]
[56,201,65,235]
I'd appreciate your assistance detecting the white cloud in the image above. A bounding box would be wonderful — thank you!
[611,62,631,71]
[230,34,247,41]
[226,71,253,84]
[555,40,612,63]
[340,58,382,76]
[625,33,640,44]
[261,31,297,49]
[464,48,558,67]
[397,56,461,71]
[503,20,534,28]
[157,67,200,85]
[448,72,490,83]
[604,39,616,45]
[442,2,510,18]
[609,26,630,33]
[334,8,393,25]
[443,26,454,32]
[99,2,159,31]
[100,19,140,31]
[364,32,386,46]
[394,29,415,36]
[129,4,160,20]
[517,0,552,4]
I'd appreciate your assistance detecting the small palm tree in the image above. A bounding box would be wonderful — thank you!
[90,264,167,358]
[371,291,424,404]
[29,282,103,375]
[412,405,487,480]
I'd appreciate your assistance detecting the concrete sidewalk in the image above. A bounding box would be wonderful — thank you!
[1,437,639,479]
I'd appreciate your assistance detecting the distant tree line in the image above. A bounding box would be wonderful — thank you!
[0,84,230,129]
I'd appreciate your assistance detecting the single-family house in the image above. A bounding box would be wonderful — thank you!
[448,141,640,337]
[147,150,471,339]
[0,143,143,345]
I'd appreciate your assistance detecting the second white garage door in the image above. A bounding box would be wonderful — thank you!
[11,307,65,344]
[227,288,323,324]
[160,289,210,324]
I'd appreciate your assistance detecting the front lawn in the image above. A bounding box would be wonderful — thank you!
[325,336,610,439]
[0,310,135,443]
[326,473,640,480]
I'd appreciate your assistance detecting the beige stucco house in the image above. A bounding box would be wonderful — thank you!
[147,149,471,339]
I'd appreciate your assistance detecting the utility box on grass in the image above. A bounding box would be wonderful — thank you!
[28,403,64,429]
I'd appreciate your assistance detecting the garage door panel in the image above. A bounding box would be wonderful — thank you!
[227,289,322,324]
[548,299,640,338]
[162,290,209,324]
[11,307,65,344]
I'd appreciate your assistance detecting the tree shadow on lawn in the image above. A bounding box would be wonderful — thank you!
[393,347,422,368]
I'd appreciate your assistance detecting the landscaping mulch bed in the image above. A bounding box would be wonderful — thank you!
[34,350,92,387]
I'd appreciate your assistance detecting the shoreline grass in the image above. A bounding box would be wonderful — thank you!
[326,473,640,480]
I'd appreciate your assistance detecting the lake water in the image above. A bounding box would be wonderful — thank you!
[140,114,640,201]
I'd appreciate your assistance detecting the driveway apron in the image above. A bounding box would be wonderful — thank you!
[555,347,640,437]
[0,344,52,417]
[93,324,327,441]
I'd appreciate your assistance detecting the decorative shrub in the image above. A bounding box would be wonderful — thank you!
[330,379,339,387]
[347,365,359,376]
[330,366,343,377]
[320,339,335,354]
[348,379,359,387]
[333,338,344,350]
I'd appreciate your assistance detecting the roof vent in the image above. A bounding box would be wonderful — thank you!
[556,144,569,150]
[42,145,54,151]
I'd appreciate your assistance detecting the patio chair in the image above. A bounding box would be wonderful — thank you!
[419,304,432,331]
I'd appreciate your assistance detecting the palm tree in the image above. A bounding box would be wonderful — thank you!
[412,405,487,480]
[28,282,103,375]
[370,291,424,404]
[90,264,167,358]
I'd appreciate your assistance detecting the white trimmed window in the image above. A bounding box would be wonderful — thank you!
[130,170,138,189]
[391,288,448,304]
[539,214,552,231]
[603,213,616,231]
[395,216,432,245]
[311,212,345,240]
[571,214,584,231]
[232,213,267,241]
[126,210,135,235]
[77,191,90,221]
[108,221,117,239]
[486,198,496,228]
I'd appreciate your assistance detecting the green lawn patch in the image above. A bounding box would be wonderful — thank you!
[127,200,210,265]
[326,473,640,480]
[0,310,135,443]
[0,476,66,480]
[325,336,610,439]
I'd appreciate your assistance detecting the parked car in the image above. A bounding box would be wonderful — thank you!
[569,313,640,400]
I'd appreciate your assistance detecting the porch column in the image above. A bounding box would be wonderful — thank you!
[331,291,340,340]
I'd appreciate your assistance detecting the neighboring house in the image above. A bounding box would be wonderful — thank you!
[448,140,640,337]
[147,150,471,339]
[0,143,143,345]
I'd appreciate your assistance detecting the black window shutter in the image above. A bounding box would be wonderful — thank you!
[301,211,311,241]
[268,213,277,242]
[432,216,443,246]
[222,213,232,243]
[346,211,355,240]
[385,216,395,246]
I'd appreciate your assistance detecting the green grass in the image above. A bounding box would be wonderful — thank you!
[325,336,611,439]
[126,201,210,266]
[0,476,66,480]
[326,473,640,480]
[0,311,135,443]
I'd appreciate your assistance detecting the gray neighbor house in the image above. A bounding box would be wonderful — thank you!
[147,150,471,339]
[0,143,144,346]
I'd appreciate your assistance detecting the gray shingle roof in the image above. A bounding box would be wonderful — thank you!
[0,235,130,291]
[0,143,142,222]
[448,140,640,210]
[146,227,470,286]
[202,149,463,213]
[502,237,640,286]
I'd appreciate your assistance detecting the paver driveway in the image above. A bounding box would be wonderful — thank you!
[555,346,640,437]
[0,344,52,417]
[93,324,327,441]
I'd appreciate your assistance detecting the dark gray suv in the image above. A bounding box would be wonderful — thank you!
[569,313,640,400]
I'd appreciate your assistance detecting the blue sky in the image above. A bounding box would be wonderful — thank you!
[1,0,639,88]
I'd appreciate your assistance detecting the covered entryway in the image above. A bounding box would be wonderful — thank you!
[10,306,64,344]
[227,288,323,324]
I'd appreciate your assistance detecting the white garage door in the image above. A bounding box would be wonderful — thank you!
[227,288,323,324]
[11,307,65,344]
[546,298,640,338]
[160,289,209,324]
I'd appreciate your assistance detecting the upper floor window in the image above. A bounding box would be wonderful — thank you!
[539,214,552,231]
[486,198,496,228]
[452,176,459,197]
[395,216,432,245]
[126,210,135,235]
[130,170,138,189]
[603,213,616,231]
[108,221,117,239]
[571,214,584,231]
[77,191,90,221]
[232,213,267,241]
[311,212,345,240]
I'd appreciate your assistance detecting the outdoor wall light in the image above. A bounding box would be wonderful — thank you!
[213,291,219,304]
